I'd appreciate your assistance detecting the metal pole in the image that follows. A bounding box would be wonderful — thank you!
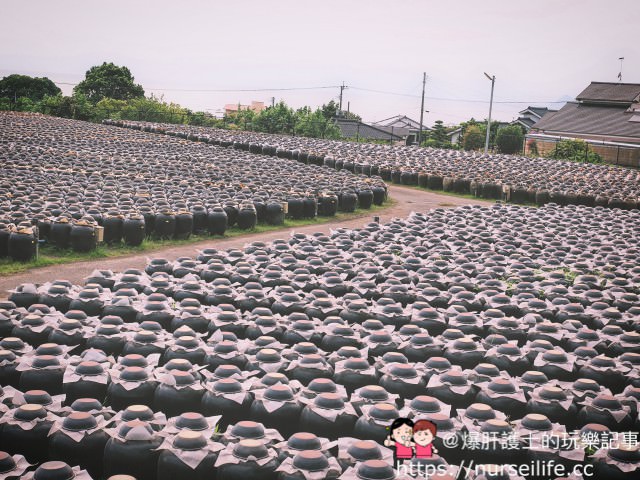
[339,81,346,112]
[484,73,495,154]
[418,72,426,146]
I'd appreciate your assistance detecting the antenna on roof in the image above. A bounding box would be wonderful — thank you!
[618,57,625,82]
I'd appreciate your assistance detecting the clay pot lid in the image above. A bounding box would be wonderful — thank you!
[15,404,47,421]
[233,439,269,460]
[380,352,407,364]
[214,378,242,393]
[0,451,16,474]
[347,440,382,461]
[296,341,320,354]
[176,412,208,431]
[70,398,103,412]
[426,413,454,431]
[539,386,567,401]
[359,385,389,401]
[573,378,599,392]
[287,432,321,451]
[314,392,345,410]
[410,395,441,413]
[62,411,97,431]
[118,420,153,439]
[214,341,237,354]
[24,390,52,405]
[593,394,623,411]
[33,461,75,480]
[36,343,64,356]
[261,373,289,386]
[292,450,329,472]
[356,459,396,480]
[608,442,640,462]
[175,336,199,349]
[230,420,265,439]
[133,330,157,343]
[521,371,548,384]
[425,357,451,370]
[122,405,154,421]
[170,370,196,386]
[388,363,418,378]
[164,358,193,371]
[473,364,500,379]
[174,430,207,450]
[542,349,568,363]
[256,348,281,363]
[214,364,242,378]
[0,349,16,361]
[307,378,337,393]
[579,423,610,435]
[488,378,517,394]
[369,402,399,421]
[441,370,467,386]
[121,366,148,381]
[481,419,512,434]
[466,403,496,421]
[106,476,137,480]
[591,356,616,368]
[264,384,294,402]
[76,360,104,375]
[410,333,434,346]
[97,325,119,335]
[497,344,520,356]
[32,355,60,369]
[299,354,325,366]
[521,413,552,431]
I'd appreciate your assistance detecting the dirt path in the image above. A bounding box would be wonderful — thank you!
[0,186,492,297]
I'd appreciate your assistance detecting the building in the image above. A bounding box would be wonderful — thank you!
[335,118,404,143]
[529,82,640,166]
[224,101,266,115]
[511,106,557,131]
[372,115,431,144]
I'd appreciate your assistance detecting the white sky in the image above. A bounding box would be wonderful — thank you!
[1,0,638,126]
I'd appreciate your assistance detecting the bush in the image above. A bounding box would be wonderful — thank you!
[463,125,486,151]
[495,125,524,154]
[547,139,603,164]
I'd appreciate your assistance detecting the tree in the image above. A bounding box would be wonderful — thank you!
[39,93,93,121]
[0,74,61,106]
[252,101,296,134]
[546,139,602,164]
[462,124,486,150]
[424,120,449,147]
[495,125,524,154]
[74,62,144,103]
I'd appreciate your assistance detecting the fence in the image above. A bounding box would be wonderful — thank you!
[526,134,640,168]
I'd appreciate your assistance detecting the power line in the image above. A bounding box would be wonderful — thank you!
[349,86,567,105]
[53,81,340,93]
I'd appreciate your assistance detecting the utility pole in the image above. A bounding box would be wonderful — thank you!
[484,72,495,154]
[271,97,275,107]
[339,81,347,113]
[418,72,426,146]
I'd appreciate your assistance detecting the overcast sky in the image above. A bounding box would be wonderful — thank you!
[1,0,638,125]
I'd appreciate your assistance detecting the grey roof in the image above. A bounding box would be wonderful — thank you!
[335,119,403,141]
[532,101,640,139]
[576,82,640,104]
[513,117,536,128]
[373,114,430,131]
[520,106,557,118]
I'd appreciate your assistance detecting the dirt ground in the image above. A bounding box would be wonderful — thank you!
[0,186,493,298]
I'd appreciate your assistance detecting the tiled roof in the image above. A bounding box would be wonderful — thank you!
[532,102,640,139]
[335,119,403,141]
[576,82,640,104]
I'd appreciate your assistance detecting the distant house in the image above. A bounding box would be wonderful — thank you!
[529,81,640,166]
[224,101,266,115]
[512,106,557,131]
[335,118,404,142]
[372,115,431,144]
[447,127,462,145]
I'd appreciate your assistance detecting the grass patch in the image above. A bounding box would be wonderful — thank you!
[0,198,394,277]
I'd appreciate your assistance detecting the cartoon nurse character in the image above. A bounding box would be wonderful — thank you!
[413,419,438,459]
[384,418,415,467]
